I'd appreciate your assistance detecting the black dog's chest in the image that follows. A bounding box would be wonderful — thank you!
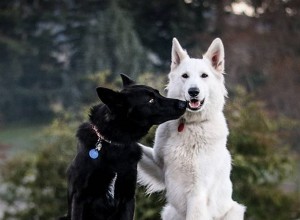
[99,142,142,168]
[71,142,141,193]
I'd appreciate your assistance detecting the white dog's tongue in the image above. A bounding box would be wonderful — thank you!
[189,100,201,108]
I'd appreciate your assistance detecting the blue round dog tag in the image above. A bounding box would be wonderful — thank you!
[89,149,99,159]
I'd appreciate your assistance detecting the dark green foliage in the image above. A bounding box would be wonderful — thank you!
[0,119,77,219]
[226,87,299,219]
[135,186,165,220]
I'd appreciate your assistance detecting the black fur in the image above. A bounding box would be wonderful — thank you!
[59,74,186,220]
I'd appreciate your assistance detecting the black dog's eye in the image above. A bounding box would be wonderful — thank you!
[201,73,208,78]
[182,73,189,79]
[149,98,155,104]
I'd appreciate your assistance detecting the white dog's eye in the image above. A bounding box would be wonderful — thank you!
[149,98,155,104]
[201,73,208,78]
[182,73,189,79]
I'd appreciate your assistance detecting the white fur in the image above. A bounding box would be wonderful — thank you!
[138,38,245,220]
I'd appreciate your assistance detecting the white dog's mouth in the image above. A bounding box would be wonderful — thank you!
[188,98,205,111]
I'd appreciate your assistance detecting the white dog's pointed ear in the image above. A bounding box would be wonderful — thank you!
[171,38,189,70]
[204,38,225,74]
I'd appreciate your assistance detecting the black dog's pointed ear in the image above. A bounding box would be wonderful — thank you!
[96,87,124,110]
[120,73,135,87]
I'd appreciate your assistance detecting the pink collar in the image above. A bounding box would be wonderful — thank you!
[91,124,112,144]
[91,124,123,146]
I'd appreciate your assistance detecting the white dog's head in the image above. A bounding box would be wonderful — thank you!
[166,38,228,121]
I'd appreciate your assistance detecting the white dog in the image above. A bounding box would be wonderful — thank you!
[137,38,245,220]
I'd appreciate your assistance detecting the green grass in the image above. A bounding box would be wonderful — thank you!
[0,124,47,158]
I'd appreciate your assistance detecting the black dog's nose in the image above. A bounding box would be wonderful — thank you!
[188,87,200,97]
[178,100,187,110]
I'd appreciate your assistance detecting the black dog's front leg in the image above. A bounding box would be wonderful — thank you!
[111,197,135,220]
[70,195,84,220]
[112,168,137,220]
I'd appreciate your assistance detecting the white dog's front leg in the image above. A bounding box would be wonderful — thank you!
[186,192,211,220]
[137,144,165,193]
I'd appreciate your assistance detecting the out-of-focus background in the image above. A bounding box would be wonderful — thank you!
[0,0,299,219]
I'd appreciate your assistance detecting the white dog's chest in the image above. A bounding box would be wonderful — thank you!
[162,125,227,179]
[158,123,231,215]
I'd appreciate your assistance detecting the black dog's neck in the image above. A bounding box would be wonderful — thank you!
[89,104,150,144]
[90,124,117,145]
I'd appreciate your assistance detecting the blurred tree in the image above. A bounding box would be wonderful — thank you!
[80,1,150,80]
[222,0,300,120]
[0,0,55,120]
[0,0,152,123]
[0,0,70,122]
[121,0,208,70]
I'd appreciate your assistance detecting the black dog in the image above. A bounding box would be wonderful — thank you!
[59,74,186,220]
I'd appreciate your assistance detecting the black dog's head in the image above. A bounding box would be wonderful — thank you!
[96,74,187,130]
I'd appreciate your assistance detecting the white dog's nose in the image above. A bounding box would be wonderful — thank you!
[188,87,200,97]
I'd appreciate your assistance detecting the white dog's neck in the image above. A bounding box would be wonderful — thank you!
[173,110,229,144]
[181,108,224,124]
[173,110,227,134]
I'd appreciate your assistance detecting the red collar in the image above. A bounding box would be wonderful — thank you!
[178,118,185,132]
